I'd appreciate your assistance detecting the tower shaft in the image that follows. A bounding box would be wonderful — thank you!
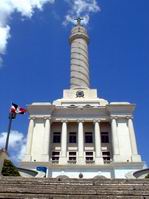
[69,25,89,89]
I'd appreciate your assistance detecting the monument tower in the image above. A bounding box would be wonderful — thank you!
[22,19,144,178]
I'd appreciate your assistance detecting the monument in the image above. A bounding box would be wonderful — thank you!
[21,19,144,178]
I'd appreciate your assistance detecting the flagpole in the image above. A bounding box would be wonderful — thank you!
[5,112,16,151]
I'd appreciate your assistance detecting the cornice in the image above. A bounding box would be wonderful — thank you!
[110,115,133,120]
[93,119,101,123]
[29,115,51,120]
[61,119,68,123]
[43,116,51,120]
[77,119,85,123]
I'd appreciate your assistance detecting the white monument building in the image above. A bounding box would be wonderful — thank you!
[22,20,144,178]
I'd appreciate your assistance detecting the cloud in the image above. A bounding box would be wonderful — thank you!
[0,130,26,162]
[0,0,100,67]
[0,0,55,67]
[0,26,10,55]
[64,0,100,25]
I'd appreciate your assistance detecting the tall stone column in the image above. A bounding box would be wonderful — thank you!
[78,121,85,164]
[128,117,141,162]
[111,117,120,162]
[94,121,104,164]
[59,121,68,164]
[42,117,51,162]
[69,22,90,89]
[24,117,34,161]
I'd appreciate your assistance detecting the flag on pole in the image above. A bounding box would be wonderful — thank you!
[5,103,27,151]
[10,103,27,114]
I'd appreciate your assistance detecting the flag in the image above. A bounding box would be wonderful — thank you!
[10,103,27,114]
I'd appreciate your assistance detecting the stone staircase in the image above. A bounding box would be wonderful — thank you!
[0,177,149,198]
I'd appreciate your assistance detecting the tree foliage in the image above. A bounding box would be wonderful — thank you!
[1,159,20,176]
[145,173,149,179]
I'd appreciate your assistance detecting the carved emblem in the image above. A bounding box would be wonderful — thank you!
[76,90,84,98]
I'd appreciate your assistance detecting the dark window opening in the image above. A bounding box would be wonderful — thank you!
[69,132,77,143]
[68,152,76,163]
[85,152,93,161]
[52,151,60,161]
[53,132,61,143]
[102,151,111,164]
[85,132,93,143]
[101,132,109,143]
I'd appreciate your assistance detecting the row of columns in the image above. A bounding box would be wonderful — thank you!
[59,120,104,164]
[25,117,139,163]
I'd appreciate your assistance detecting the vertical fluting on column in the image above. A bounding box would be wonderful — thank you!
[59,121,67,164]
[69,24,90,89]
[78,121,85,164]
[111,117,120,161]
[42,118,51,161]
[24,118,34,161]
[128,117,138,155]
[94,121,104,164]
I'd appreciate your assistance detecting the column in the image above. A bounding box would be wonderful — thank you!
[59,121,68,164]
[24,117,34,161]
[111,117,120,162]
[94,121,104,164]
[42,117,51,162]
[78,121,85,164]
[128,117,141,162]
[70,22,90,89]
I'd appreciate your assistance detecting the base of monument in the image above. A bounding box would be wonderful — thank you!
[131,155,142,162]
[20,161,144,179]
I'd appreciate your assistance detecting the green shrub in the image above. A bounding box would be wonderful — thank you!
[145,173,149,179]
[1,159,20,176]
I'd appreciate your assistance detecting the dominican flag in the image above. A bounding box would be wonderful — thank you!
[10,103,27,114]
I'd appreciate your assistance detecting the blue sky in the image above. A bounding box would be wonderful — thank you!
[0,0,149,166]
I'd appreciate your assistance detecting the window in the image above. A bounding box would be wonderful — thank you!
[101,132,109,143]
[53,132,61,143]
[85,152,94,162]
[68,152,76,163]
[69,132,77,143]
[52,151,60,163]
[102,151,111,164]
[85,132,93,143]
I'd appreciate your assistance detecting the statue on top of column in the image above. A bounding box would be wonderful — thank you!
[75,17,84,26]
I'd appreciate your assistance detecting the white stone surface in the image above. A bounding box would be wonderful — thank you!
[70,24,89,89]
[59,121,68,164]
[22,23,144,179]
[31,119,45,162]
[111,118,120,161]
[24,118,34,161]
[53,89,108,107]
[78,121,85,164]
[116,118,132,162]
[94,121,104,164]
[42,118,50,161]
[128,118,141,162]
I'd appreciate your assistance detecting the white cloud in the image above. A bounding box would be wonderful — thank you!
[64,0,100,25]
[0,26,10,55]
[0,130,26,162]
[0,0,55,67]
[0,0,100,67]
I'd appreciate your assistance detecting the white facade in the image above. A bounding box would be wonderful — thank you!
[22,21,144,179]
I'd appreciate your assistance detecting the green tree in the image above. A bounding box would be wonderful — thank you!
[145,173,149,179]
[1,159,20,176]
